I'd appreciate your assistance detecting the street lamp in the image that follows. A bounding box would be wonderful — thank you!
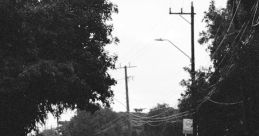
[155,38,196,135]
[154,38,191,60]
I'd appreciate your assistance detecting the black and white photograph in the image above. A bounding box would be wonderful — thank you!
[0,0,258,136]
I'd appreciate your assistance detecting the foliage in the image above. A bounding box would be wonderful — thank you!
[140,104,182,136]
[179,0,259,136]
[58,104,184,136]
[0,0,118,135]
[38,129,60,136]
[178,67,212,112]
[58,109,126,136]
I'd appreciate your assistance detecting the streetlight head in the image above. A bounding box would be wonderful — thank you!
[154,38,164,41]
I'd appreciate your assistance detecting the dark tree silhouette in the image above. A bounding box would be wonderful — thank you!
[0,0,118,135]
[179,0,259,135]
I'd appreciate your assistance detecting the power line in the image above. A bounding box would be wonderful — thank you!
[121,44,150,62]
[179,14,191,24]
[131,112,194,126]
[198,0,258,91]
[114,96,193,127]
[113,98,127,107]
[211,0,242,59]
[116,65,136,136]
[114,97,185,120]
[252,0,259,26]
[207,98,243,106]
[95,116,127,135]
[130,110,191,121]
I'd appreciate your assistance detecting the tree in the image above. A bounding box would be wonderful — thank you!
[178,67,212,112]
[38,129,60,136]
[58,109,126,136]
[140,104,182,136]
[178,0,259,136]
[0,0,118,135]
[198,0,259,135]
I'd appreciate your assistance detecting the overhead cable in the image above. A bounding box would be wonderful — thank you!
[207,98,243,106]
[211,0,242,59]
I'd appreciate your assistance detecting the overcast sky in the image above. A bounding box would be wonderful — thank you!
[107,0,227,112]
[43,0,228,130]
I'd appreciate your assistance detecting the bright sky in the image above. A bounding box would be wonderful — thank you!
[107,0,227,112]
[42,0,227,131]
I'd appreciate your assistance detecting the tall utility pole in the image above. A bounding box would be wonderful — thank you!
[117,65,136,136]
[124,65,131,136]
[169,2,196,136]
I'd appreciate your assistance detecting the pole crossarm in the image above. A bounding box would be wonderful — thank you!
[169,8,196,15]
[115,65,136,136]
[169,2,197,136]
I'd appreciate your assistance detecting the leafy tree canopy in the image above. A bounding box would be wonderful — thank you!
[179,0,259,136]
[38,129,60,136]
[139,104,182,136]
[0,0,118,135]
[58,109,126,136]
[59,104,183,136]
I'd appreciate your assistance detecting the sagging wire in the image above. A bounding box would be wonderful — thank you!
[207,98,243,106]
[131,112,194,127]
[129,110,191,120]
[197,1,258,104]
[211,0,242,59]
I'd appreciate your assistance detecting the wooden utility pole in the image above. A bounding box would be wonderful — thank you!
[116,65,136,136]
[124,65,136,136]
[169,2,196,136]
[124,65,131,136]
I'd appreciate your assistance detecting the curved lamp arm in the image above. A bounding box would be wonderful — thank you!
[155,38,191,60]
